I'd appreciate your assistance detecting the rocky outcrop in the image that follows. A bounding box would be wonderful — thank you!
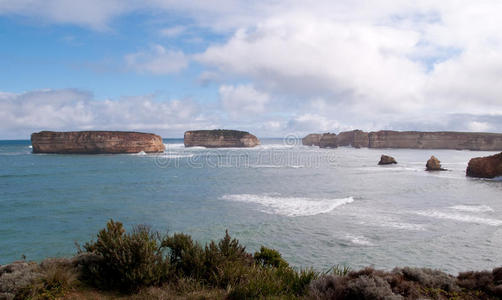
[368,131,502,150]
[426,156,446,171]
[302,134,321,146]
[31,131,165,154]
[466,152,502,178]
[184,130,259,148]
[378,155,397,165]
[336,130,369,148]
[305,130,502,150]
[319,133,338,148]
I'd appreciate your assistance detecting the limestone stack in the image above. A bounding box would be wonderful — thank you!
[31,131,165,154]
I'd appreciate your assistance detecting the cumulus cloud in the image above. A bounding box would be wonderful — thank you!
[2,1,502,135]
[219,84,270,118]
[125,45,189,75]
[0,89,216,139]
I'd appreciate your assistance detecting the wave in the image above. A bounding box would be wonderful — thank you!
[344,234,374,246]
[164,143,185,149]
[250,164,304,169]
[451,205,494,213]
[416,211,502,226]
[221,194,354,217]
[162,154,194,158]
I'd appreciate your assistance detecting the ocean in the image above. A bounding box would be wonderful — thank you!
[1,138,501,274]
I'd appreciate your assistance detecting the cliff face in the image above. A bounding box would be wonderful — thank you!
[184,130,260,148]
[319,133,338,148]
[368,131,502,150]
[301,134,321,146]
[466,152,502,178]
[337,130,369,148]
[31,131,165,154]
[304,130,502,150]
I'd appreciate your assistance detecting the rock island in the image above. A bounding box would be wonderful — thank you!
[31,131,165,154]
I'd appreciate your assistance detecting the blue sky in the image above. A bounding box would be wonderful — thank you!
[1,1,502,139]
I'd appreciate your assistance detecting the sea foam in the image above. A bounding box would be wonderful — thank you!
[416,211,502,226]
[221,194,353,217]
[451,205,494,213]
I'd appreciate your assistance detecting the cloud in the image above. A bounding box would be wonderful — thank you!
[219,84,270,118]
[159,25,186,38]
[0,0,133,30]
[2,1,502,136]
[0,89,216,139]
[125,45,189,75]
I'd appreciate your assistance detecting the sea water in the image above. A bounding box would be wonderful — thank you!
[1,139,502,274]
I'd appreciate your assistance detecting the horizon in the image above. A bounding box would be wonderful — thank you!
[1,1,502,139]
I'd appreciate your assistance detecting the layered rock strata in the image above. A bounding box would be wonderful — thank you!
[184,130,260,148]
[31,131,165,154]
[303,130,502,151]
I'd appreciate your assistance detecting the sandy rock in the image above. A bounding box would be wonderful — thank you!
[426,156,446,171]
[378,155,397,165]
[466,152,502,178]
[31,131,165,154]
[319,133,338,148]
[302,134,322,146]
[184,130,259,148]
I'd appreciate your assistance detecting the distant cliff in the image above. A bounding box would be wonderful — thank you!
[184,130,260,148]
[31,131,165,154]
[303,130,502,151]
[301,134,321,146]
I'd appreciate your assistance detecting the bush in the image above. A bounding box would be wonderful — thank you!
[254,246,289,268]
[80,220,169,293]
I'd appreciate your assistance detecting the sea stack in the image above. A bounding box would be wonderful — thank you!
[319,133,338,148]
[426,156,446,171]
[31,131,165,154]
[184,129,260,148]
[378,155,397,165]
[302,134,321,146]
[304,130,502,151]
[466,152,502,178]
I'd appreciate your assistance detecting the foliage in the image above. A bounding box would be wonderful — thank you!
[80,220,169,293]
[254,246,289,268]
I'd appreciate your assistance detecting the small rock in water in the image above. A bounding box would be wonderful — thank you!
[426,155,446,171]
[378,155,397,165]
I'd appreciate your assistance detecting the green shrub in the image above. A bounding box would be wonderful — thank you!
[162,232,207,280]
[80,219,169,293]
[254,246,288,268]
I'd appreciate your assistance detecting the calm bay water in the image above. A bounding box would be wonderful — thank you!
[1,138,502,273]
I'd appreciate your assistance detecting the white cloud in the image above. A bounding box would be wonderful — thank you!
[3,1,502,135]
[219,84,269,118]
[159,25,186,37]
[0,89,216,139]
[125,45,189,75]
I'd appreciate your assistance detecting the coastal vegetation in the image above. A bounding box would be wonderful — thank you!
[1,220,502,299]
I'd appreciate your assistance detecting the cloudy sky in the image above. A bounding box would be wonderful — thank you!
[1,0,502,139]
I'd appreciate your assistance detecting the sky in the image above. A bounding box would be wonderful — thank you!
[1,0,502,139]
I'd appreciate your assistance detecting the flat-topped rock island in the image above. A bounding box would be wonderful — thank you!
[31,131,165,154]
[184,129,260,148]
[303,130,502,151]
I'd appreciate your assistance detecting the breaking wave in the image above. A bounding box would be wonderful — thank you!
[451,205,494,213]
[416,211,502,226]
[221,194,354,217]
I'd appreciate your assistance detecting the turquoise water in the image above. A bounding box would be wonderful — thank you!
[1,139,502,273]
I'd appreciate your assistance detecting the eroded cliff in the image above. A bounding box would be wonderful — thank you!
[303,130,502,151]
[31,131,165,154]
[184,130,260,148]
